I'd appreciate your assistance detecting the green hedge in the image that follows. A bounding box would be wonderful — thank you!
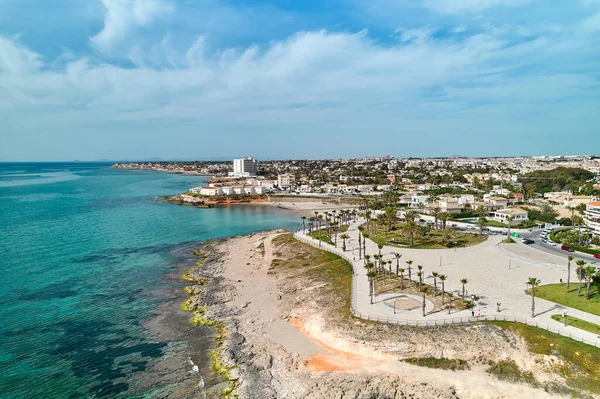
[550,231,600,256]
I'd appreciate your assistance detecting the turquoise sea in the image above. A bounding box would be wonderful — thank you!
[0,163,299,399]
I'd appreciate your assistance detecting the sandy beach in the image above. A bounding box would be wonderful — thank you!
[181,230,578,399]
[265,196,358,217]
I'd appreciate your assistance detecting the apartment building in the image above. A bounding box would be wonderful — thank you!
[584,202,600,237]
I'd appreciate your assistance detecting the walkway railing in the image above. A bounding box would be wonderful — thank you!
[293,230,600,349]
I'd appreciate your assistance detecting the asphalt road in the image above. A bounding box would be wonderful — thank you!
[518,228,600,264]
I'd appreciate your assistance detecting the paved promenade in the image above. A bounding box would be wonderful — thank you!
[294,219,600,347]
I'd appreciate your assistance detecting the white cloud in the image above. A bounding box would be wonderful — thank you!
[1,6,599,159]
[394,26,437,42]
[90,0,173,53]
[0,36,43,73]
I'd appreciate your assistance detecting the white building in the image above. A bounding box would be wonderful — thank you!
[584,201,600,237]
[278,173,295,188]
[492,208,529,225]
[229,157,257,177]
[410,195,429,209]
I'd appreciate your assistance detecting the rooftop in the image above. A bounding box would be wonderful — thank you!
[495,208,529,215]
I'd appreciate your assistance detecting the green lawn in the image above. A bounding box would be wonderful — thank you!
[527,283,600,316]
[551,314,600,335]
[488,321,600,395]
[308,230,334,245]
[365,223,487,249]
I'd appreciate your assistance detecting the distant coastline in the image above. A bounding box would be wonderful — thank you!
[112,162,216,176]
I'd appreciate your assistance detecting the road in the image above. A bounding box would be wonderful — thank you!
[518,228,600,264]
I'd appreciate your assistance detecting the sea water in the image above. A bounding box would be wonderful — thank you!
[0,163,298,398]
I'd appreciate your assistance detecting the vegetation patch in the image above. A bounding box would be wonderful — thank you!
[403,357,469,371]
[551,314,600,335]
[308,230,335,246]
[488,321,600,395]
[486,359,537,386]
[256,242,265,256]
[528,284,599,316]
[181,268,209,284]
[366,222,487,249]
[271,233,353,321]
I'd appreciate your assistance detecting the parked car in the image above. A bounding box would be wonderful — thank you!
[489,231,498,235]
[521,238,535,244]
[594,253,600,259]
[546,241,556,246]
[561,245,575,252]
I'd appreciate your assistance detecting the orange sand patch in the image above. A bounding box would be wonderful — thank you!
[305,353,354,372]
[289,317,365,372]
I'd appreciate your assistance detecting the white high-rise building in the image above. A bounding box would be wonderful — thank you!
[230,157,257,177]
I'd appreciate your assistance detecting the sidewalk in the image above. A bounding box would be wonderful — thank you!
[295,219,600,348]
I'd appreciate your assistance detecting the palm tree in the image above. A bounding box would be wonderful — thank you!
[460,278,468,304]
[301,216,306,232]
[398,268,405,289]
[377,243,383,260]
[364,254,371,266]
[406,260,413,281]
[358,232,362,258]
[340,234,349,251]
[417,271,423,292]
[506,216,513,239]
[475,204,488,218]
[526,277,541,318]
[576,260,586,296]
[367,270,377,304]
[430,206,441,230]
[585,266,596,299]
[439,212,453,230]
[394,253,402,276]
[476,217,487,236]
[404,221,418,246]
[373,254,380,275]
[566,255,573,293]
[432,272,439,297]
[439,274,447,305]
[404,209,419,224]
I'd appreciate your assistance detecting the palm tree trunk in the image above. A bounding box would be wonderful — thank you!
[578,279,582,296]
[566,264,570,293]
[587,279,591,299]
[441,283,445,304]
[531,288,535,318]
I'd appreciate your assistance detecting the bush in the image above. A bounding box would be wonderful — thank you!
[551,231,600,256]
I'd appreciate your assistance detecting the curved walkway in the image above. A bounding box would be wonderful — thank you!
[294,220,600,348]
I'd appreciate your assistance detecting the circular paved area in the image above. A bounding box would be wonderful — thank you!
[375,293,435,314]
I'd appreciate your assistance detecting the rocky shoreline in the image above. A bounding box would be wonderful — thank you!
[162,193,269,208]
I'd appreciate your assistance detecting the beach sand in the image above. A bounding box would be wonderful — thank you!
[191,231,572,399]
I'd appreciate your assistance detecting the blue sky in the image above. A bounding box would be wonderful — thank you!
[1,0,599,161]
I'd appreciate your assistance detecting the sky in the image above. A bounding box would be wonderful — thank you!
[1,0,599,161]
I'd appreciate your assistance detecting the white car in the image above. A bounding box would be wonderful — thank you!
[545,240,556,246]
